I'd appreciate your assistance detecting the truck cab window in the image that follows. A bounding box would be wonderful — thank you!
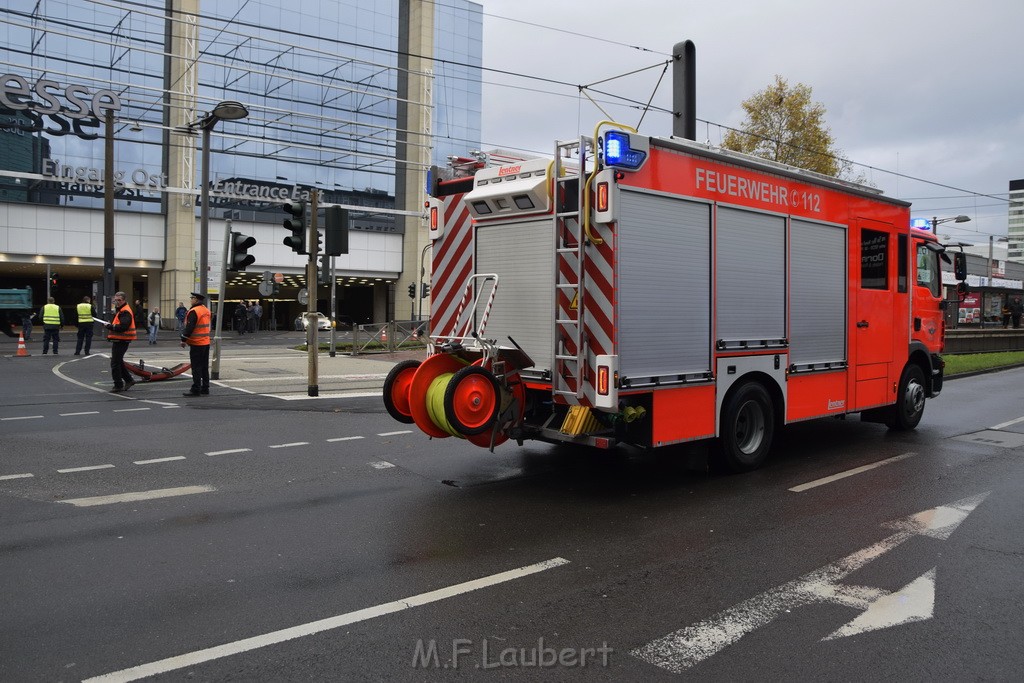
[861,229,888,290]
[916,243,941,297]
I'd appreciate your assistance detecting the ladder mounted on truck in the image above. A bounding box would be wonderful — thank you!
[552,136,594,403]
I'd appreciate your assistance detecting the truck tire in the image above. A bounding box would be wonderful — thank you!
[718,381,775,473]
[886,364,926,431]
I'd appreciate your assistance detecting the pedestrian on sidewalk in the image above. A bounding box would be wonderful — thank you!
[22,310,34,341]
[40,297,64,354]
[74,295,96,355]
[104,291,136,393]
[148,307,161,344]
[252,300,263,333]
[180,292,211,396]
[233,300,248,335]
[1010,296,1023,329]
[175,301,186,331]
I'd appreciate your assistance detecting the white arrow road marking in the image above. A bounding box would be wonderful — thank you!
[631,492,989,673]
[824,568,936,640]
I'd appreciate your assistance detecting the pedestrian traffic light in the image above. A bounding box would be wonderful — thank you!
[407,283,416,299]
[421,282,430,298]
[324,206,349,255]
[50,272,58,287]
[283,201,307,254]
[228,231,257,272]
[318,255,332,285]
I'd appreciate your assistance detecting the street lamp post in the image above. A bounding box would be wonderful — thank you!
[930,214,971,234]
[195,101,249,301]
[193,101,248,379]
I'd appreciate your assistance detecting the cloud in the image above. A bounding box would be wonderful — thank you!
[475,0,1024,238]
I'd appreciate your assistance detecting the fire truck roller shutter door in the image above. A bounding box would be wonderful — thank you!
[617,190,711,380]
[716,206,786,346]
[790,219,847,367]
[475,219,554,376]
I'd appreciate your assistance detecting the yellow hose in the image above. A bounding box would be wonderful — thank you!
[425,372,462,438]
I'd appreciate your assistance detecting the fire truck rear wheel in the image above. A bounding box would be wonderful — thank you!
[443,365,501,436]
[887,364,926,431]
[718,381,775,473]
[383,359,421,424]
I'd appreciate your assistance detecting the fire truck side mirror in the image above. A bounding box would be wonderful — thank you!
[956,281,970,296]
[953,252,968,280]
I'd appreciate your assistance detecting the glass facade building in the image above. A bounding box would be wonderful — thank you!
[0,0,482,326]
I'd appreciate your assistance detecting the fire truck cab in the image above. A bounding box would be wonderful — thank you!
[384,123,955,472]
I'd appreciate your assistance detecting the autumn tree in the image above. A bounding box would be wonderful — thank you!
[722,75,851,178]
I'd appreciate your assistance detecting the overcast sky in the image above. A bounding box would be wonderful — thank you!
[474,0,1023,243]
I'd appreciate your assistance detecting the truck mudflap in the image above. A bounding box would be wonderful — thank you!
[929,353,944,397]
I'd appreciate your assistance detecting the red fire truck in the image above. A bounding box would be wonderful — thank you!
[383,48,964,472]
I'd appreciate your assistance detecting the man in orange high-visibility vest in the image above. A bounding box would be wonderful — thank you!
[180,292,211,396]
[104,291,136,392]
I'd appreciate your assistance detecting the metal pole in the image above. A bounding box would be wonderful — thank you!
[329,255,337,357]
[46,264,51,300]
[307,189,319,396]
[199,124,212,300]
[103,110,115,315]
[211,218,231,380]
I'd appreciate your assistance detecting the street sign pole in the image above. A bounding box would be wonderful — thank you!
[329,255,337,357]
[211,218,232,380]
[306,189,319,396]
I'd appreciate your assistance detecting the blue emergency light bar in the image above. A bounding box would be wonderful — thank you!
[603,130,647,170]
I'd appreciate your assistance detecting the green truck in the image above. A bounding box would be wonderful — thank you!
[0,287,34,337]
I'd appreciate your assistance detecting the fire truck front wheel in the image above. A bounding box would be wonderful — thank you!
[887,364,926,431]
[718,381,775,473]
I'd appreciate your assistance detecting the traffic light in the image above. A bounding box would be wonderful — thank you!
[50,272,58,288]
[317,255,332,285]
[324,206,349,255]
[421,282,430,298]
[283,201,307,254]
[227,232,257,272]
[407,283,416,299]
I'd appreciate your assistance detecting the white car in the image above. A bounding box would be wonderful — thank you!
[301,312,334,331]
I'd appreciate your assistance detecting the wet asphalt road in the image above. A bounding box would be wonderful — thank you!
[1,338,1023,681]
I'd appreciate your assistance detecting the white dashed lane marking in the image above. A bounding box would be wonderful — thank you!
[59,411,100,417]
[1,431,415,481]
[205,448,252,456]
[57,464,116,474]
[60,485,216,507]
[1,415,43,421]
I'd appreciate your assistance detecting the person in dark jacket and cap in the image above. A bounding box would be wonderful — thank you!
[180,292,212,396]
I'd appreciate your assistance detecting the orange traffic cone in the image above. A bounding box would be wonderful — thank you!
[14,331,30,357]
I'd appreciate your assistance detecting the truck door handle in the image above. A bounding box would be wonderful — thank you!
[857,320,869,328]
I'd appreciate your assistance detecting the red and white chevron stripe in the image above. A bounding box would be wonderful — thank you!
[429,194,474,342]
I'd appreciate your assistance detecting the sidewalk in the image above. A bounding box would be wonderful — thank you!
[2,329,426,398]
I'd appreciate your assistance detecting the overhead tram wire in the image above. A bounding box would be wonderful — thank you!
[15,3,1010,210]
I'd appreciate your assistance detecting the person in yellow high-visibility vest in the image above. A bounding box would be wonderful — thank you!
[74,295,96,356]
[39,297,64,355]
